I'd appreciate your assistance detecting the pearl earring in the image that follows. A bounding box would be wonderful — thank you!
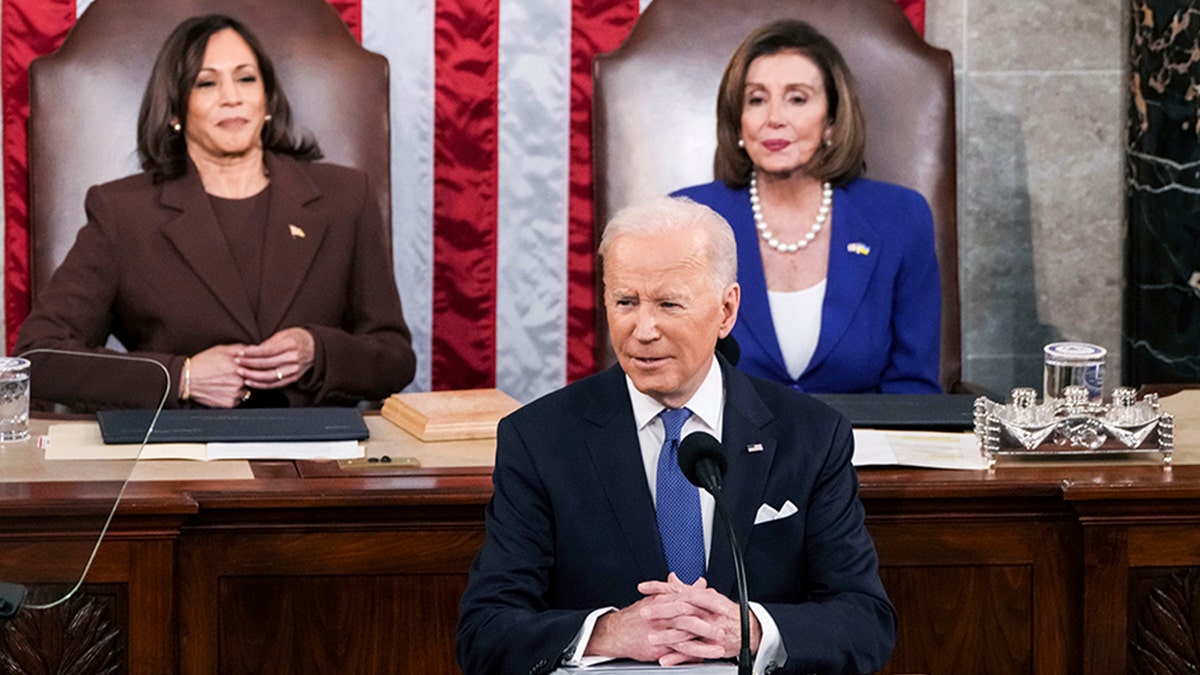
[264,114,273,122]
[171,121,181,133]
[738,139,745,149]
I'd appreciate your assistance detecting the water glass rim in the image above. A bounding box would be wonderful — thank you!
[0,357,30,371]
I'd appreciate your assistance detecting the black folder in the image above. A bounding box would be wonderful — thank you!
[810,393,977,431]
[96,407,370,444]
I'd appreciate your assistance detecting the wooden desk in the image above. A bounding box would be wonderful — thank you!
[0,416,493,675]
[2,418,1198,675]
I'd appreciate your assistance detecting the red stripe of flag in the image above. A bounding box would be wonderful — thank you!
[431,0,500,389]
[327,0,362,42]
[2,0,75,353]
[897,0,926,36]
[565,0,641,383]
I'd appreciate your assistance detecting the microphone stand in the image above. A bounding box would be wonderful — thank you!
[708,483,752,675]
[0,349,171,622]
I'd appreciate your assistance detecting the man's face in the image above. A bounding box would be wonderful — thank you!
[604,228,739,409]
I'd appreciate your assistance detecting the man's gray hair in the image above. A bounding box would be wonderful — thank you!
[598,196,738,292]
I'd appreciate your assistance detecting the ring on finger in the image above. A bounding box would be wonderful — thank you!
[275,369,283,381]
[241,389,252,402]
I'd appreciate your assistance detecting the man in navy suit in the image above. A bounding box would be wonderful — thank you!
[457,197,895,674]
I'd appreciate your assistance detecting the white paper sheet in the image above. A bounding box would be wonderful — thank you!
[852,429,986,470]
[45,422,204,460]
[206,440,363,461]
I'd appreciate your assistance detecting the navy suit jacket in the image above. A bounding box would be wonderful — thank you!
[674,179,941,393]
[457,357,896,675]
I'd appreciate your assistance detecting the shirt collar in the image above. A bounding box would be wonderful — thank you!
[625,356,724,432]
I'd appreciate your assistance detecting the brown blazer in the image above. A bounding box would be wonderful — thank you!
[15,152,416,410]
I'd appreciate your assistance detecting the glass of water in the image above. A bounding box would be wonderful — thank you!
[0,357,30,441]
[1043,342,1106,402]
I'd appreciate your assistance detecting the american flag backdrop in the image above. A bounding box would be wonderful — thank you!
[1,0,924,403]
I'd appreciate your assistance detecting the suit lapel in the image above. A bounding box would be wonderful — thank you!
[582,362,781,590]
[584,367,669,582]
[160,168,260,339]
[730,192,791,381]
[705,360,776,597]
[806,187,880,373]
[256,154,328,336]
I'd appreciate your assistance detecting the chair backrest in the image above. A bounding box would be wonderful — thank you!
[28,0,390,298]
[593,0,961,391]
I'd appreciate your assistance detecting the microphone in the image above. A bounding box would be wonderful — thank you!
[0,583,26,620]
[678,430,728,492]
[678,432,751,675]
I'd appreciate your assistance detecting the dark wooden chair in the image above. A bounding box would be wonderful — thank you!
[27,0,391,297]
[592,0,961,391]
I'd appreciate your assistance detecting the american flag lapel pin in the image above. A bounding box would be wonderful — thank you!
[747,442,764,453]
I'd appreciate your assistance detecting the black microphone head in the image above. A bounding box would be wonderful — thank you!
[678,432,728,490]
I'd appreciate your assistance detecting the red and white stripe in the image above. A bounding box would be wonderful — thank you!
[1,0,922,402]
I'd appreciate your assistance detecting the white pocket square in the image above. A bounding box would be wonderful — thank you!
[754,500,798,525]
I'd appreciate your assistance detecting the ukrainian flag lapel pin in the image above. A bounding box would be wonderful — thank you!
[847,242,871,256]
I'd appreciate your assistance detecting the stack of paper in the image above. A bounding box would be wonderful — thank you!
[44,422,362,462]
[852,429,986,470]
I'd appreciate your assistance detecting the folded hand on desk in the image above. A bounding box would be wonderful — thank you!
[189,328,316,408]
[189,344,250,408]
[236,327,315,390]
[587,573,761,666]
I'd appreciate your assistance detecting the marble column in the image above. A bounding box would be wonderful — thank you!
[1126,0,1200,384]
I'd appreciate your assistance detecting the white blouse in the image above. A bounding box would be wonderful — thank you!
[767,279,826,380]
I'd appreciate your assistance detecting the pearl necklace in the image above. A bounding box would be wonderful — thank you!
[749,170,832,253]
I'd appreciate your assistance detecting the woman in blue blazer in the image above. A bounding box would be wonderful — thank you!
[674,19,941,393]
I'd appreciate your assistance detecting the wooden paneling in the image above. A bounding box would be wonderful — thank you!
[175,520,485,675]
[0,584,125,675]
[1128,567,1200,675]
[869,516,1080,675]
[7,461,1200,673]
[880,566,1032,675]
[216,575,466,675]
[0,532,177,675]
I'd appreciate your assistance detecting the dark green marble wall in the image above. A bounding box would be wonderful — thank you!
[1126,0,1200,384]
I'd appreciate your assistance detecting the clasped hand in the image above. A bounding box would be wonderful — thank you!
[587,573,761,666]
[185,327,316,408]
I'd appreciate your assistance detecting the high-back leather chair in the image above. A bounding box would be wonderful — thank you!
[593,0,961,391]
[28,0,390,298]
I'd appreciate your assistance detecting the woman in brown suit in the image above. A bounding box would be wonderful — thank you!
[15,14,416,410]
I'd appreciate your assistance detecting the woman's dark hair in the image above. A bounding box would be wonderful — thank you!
[714,19,866,188]
[136,14,321,182]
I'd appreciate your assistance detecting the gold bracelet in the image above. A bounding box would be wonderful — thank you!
[182,357,192,401]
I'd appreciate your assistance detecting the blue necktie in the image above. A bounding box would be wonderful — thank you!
[656,407,704,584]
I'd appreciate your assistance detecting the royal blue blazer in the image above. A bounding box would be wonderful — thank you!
[674,178,942,393]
